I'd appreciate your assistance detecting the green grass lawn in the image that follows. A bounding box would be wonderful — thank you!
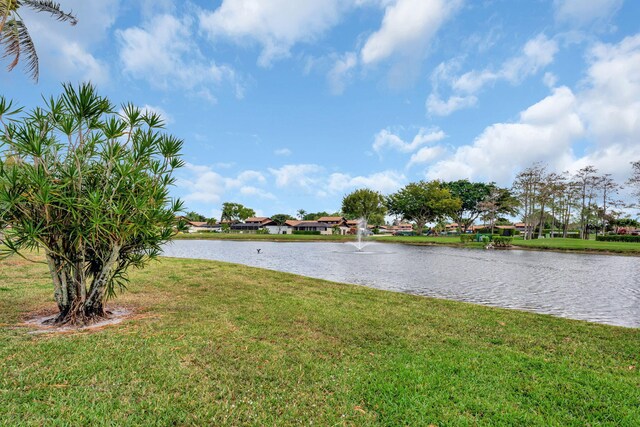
[1,254,638,425]
[374,235,640,254]
[510,237,640,254]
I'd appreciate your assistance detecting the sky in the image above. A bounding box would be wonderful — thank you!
[2,0,640,220]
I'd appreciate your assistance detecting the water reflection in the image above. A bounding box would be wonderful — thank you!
[162,240,640,328]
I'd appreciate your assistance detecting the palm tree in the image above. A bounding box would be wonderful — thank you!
[1,0,77,81]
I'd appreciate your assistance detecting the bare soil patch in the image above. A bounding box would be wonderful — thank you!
[23,307,134,334]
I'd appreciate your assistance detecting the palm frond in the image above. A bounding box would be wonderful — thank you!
[20,0,77,25]
[16,19,37,80]
[0,18,37,80]
[0,18,21,72]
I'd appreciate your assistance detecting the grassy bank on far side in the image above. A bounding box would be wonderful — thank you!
[178,232,640,254]
[1,254,638,425]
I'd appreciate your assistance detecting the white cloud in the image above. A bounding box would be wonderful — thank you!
[578,35,640,149]
[269,164,324,189]
[181,165,273,206]
[373,127,446,154]
[360,0,461,65]
[428,34,559,116]
[117,13,243,98]
[426,94,477,116]
[328,52,358,95]
[274,148,292,156]
[428,34,640,184]
[500,34,559,83]
[427,86,584,184]
[199,0,344,67]
[554,0,623,28]
[21,0,118,84]
[327,170,405,194]
[407,146,446,168]
[543,72,558,88]
[181,164,227,204]
[240,186,276,199]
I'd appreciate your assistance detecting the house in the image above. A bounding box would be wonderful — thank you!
[317,216,347,226]
[292,221,336,235]
[244,217,272,226]
[185,221,217,233]
[316,216,350,235]
[445,223,460,232]
[264,219,300,235]
[387,223,414,235]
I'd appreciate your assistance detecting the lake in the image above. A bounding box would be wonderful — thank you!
[162,240,640,328]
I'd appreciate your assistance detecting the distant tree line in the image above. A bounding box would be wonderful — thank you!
[513,162,640,240]
[187,161,640,239]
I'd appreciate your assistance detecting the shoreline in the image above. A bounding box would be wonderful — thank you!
[173,233,640,256]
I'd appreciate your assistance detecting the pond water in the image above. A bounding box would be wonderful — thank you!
[161,240,640,328]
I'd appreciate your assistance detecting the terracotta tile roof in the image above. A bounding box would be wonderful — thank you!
[245,217,270,223]
[188,221,208,227]
[317,216,345,222]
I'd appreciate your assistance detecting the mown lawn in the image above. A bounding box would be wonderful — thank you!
[510,237,640,254]
[374,235,640,254]
[1,254,638,425]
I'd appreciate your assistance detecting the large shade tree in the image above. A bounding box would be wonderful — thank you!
[442,180,493,233]
[220,202,254,222]
[1,0,77,81]
[386,181,461,235]
[0,83,184,325]
[341,188,386,224]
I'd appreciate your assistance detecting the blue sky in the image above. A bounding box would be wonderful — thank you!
[2,0,640,219]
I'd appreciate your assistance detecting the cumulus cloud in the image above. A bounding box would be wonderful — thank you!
[427,86,584,184]
[117,13,243,99]
[360,0,461,65]
[373,128,446,154]
[20,0,118,84]
[267,164,405,198]
[328,52,358,95]
[578,35,640,149]
[274,148,292,156]
[199,0,344,67]
[407,146,447,168]
[428,34,559,116]
[426,94,477,116]
[180,165,273,205]
[181,164,227,204]
[554,0,623,28]
[327,170,405,194]
[269,164,325,189]
[240,186,276,199]
[427,35,640,185]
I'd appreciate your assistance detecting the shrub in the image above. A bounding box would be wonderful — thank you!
[596,235,640,243]
[493,236,513,247]
[460,234,474,243]
[292,231,321,235]
[0,83,184,325]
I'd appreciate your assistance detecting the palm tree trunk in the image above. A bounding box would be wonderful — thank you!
[45,245,121,325]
